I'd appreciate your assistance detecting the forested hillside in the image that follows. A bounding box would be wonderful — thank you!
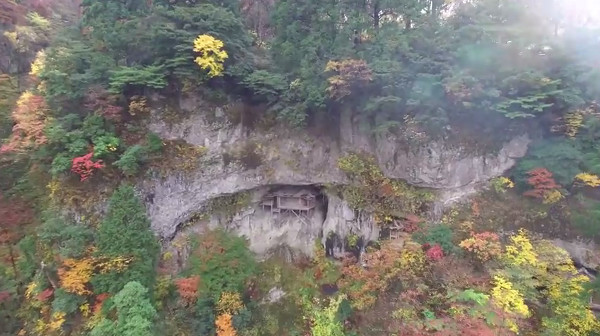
[1,0,600,335]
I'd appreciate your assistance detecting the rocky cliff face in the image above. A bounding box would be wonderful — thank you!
[140,95,530,257]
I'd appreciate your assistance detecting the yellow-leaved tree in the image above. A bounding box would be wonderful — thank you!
[193,34,228,78]
[490,275,530,333]
[574,172,600,187]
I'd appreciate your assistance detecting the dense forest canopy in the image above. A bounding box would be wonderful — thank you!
[2,0,600,335]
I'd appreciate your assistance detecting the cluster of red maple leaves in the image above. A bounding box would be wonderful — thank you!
[71,152,105,181]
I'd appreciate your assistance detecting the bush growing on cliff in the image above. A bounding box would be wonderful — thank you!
[337,153,433,220]
[114,145,145,176]
[513,139,583,186]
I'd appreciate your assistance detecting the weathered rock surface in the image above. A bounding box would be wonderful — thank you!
[552,239,600,271]
[140,95,530,256]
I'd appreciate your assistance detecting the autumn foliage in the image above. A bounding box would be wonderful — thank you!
[174,276,200,306]
[459,232,502,262]
[0,193,32,274]
[339,242,425,310]
[523,168,562,203]
[36,288,54,302]
[0,92,49,154]
[85,87,124,122]
[424,244,444,261]
[58,258,95,295]
[71,152,105,181]
[193,34,228,78]
[0,0,25,24]
[325,59,373,101]
[215,313,237,336]
[93,293,110,313]
[217,291,243,314]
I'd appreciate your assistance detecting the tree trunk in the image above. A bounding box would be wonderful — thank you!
[7,244,18,279]
[373,1,380,30]
[404,15,412,30]
[431,0,441,20]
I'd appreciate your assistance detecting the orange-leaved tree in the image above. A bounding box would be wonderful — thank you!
[215,313,236,336]
[0,91,49,154]
[459,232,502,262]
[523,168,562,204]
[58,258,95,295]
[174,276,200,306]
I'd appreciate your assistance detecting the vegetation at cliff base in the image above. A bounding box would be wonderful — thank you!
[1,0,600,335]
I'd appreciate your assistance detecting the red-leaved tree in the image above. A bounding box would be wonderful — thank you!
[175,276,200,306]
[84,86,124,122]
[424,244,444,262]
[36,288,54,301]
[93,293,110,313]
[71,152,105,181]
[523,168,560,199]
[0,192,33,276]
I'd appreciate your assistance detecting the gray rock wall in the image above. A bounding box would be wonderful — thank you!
[141,95,530,256]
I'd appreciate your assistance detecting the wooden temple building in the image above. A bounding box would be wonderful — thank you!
[260,188,317,216]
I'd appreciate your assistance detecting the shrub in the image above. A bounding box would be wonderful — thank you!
[145,133,163,153]
[459,232,502,262]
[338,242,425,310]
[337,153,433,218]
[174,276,200,307]
[108,65,167,94]
[413,224,456,255]
[572,197,600,238]
[514,139,583,186]
[114,145,145,176]
[92,134,120,158]
[71,152,105,181]
[490,276,530,333]
[49,158,71,179]
[241,70,287,104]
[574,172,600,187]
[51,289,84,314]
[490,177,514,194]
[424,244,444,261]
[90,282,157,336]
[128,96,150,116]
[325,59,373,101]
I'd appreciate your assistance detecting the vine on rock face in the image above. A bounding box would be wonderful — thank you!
[71,152,105,181]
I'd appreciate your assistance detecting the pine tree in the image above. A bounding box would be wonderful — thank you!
[91,185,159,294]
